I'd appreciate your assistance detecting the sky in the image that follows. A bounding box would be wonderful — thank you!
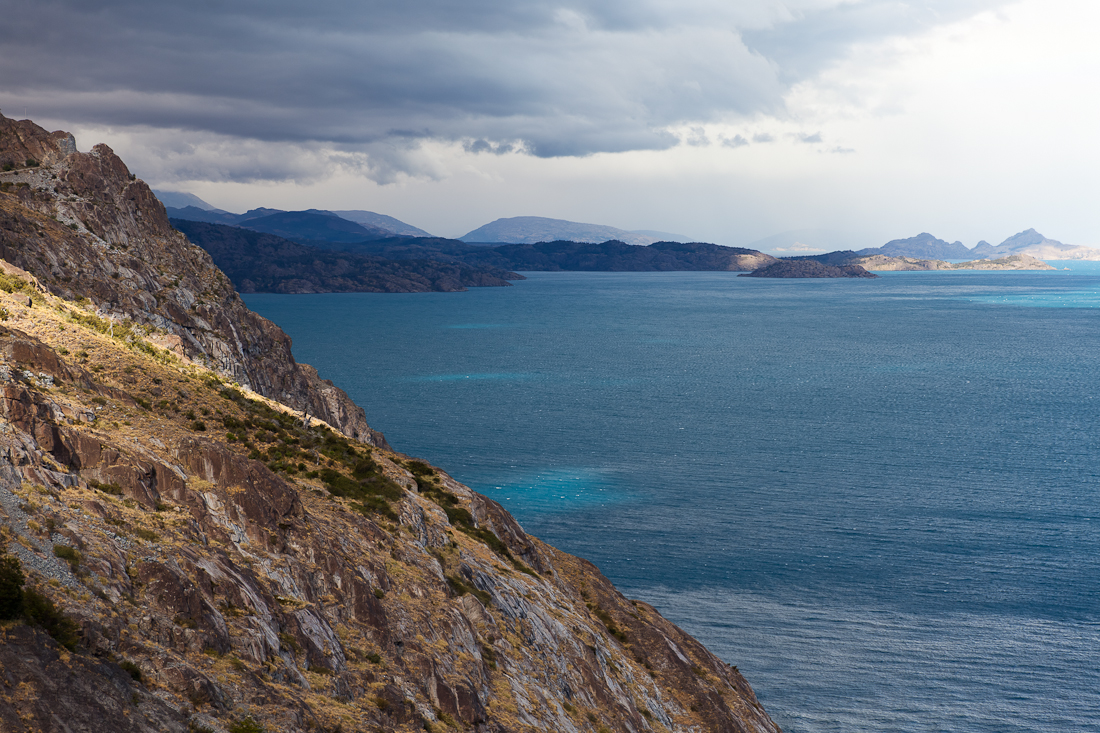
[2,0,1097,249]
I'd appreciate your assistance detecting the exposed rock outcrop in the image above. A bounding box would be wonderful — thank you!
[0,113,383,447]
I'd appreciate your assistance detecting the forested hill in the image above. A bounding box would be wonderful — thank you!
[172,219,523,293]
[328,237,778,272]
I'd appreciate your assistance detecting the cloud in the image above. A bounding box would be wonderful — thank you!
[774,241,827,253]
[796,132,823,143]
[0,0,1012,182]
[464,139,518,155]
[685,127,710,147]
[752,133,775,143]
[720,134,750,148]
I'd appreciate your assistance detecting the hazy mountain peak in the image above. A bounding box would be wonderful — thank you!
[239,207,284,220]
[153,189,221,211]
[998,228,1059,248]
[460,216,691,245]
[332,209,433,237]
[867,233,973,259]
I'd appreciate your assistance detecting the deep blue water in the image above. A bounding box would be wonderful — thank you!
[245,266,1100,733]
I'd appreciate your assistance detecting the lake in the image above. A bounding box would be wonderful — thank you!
[245,265,1100,732]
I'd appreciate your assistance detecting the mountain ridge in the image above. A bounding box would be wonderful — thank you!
[161,200,432,242]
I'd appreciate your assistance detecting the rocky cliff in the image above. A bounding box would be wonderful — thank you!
[0,116,782,733]
[0,114,383,447]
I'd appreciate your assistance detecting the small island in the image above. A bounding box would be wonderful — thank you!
[739,260,879,278]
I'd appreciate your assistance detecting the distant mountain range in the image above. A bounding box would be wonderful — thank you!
[330,210,432,237]
[862,232,974,259]
[786,229,1100,263]
[154,190,434,242]
[156,191,1099,265]
[459,216,694,245]
[968,229,1100,261]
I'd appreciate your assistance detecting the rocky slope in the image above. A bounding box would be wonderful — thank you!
[0,116,782,732]
[0,113,383,447]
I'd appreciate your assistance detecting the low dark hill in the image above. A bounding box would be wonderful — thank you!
[172,220,522,293]
[740,260,878,278]
[782,250,864,266]
[328,238,777,272]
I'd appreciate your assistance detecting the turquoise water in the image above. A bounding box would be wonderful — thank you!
[245,268,1100,732]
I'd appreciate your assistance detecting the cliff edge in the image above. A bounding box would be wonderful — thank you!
[0,116,782,732]
[0,113,383,447]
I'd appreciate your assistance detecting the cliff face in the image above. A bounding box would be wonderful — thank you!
[0,114,383,447]
[0,117,782,733]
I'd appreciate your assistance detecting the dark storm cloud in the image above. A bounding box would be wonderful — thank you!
[0,0,1009,180]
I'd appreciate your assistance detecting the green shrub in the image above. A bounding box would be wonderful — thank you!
[446,575,491,607]
[278,632,300,654]
[119,660,142,682]
[410,468,524,567]
[134,528,159,543]
[0,273,33,295]
[90,480,122,495]
[319,461,403,521]
[0,553,25,619]
[53,544,80,572]
[227,717,264,733]
[22,587,80,650]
